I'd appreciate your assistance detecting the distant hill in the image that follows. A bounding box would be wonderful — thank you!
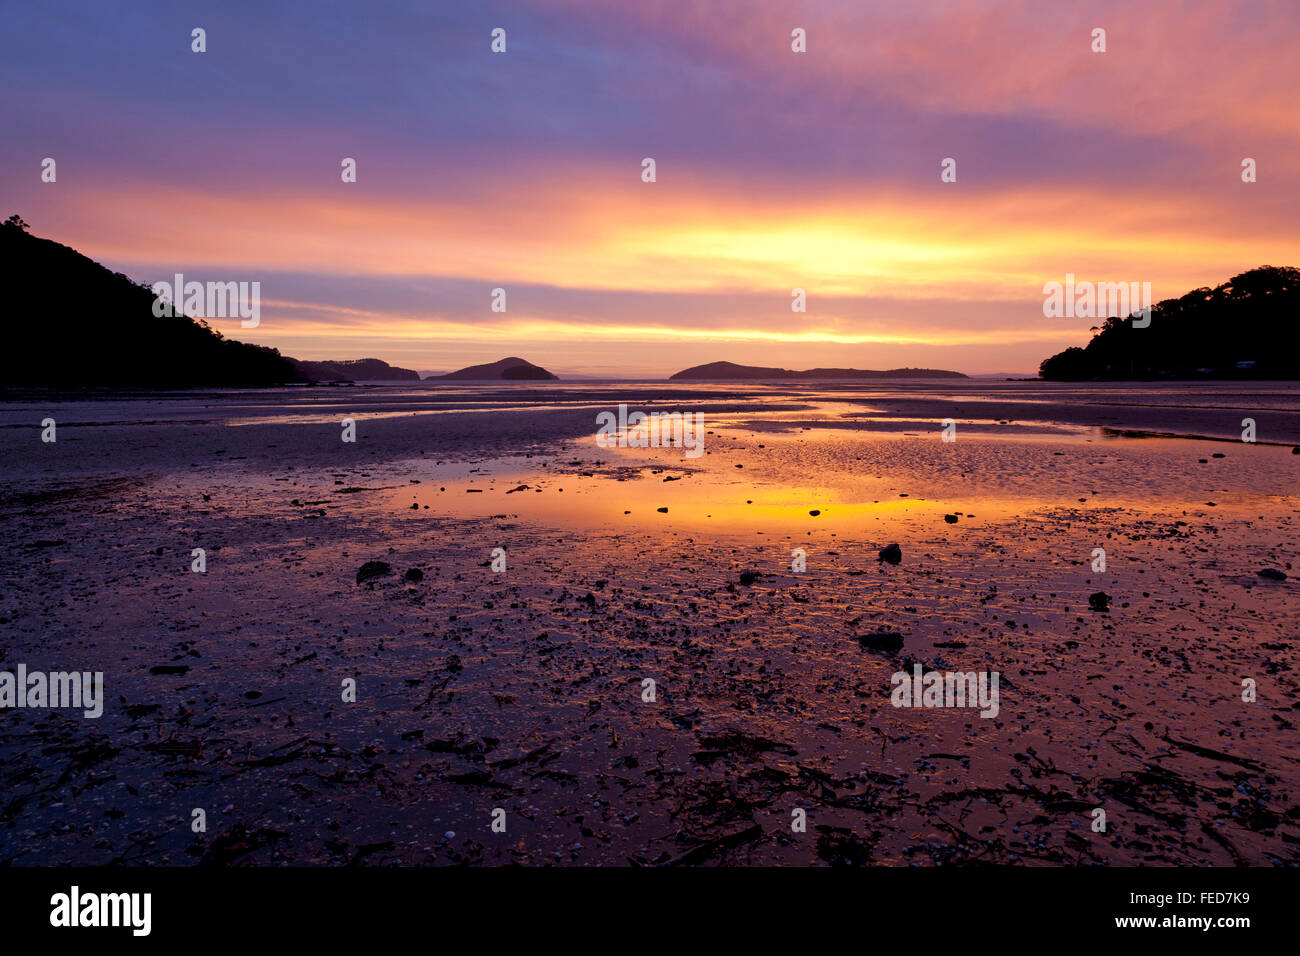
[1,216,301,387]
[290,358,419,382]
[1039,266,1300,380]
[426,357,559,381]
[670,361,967,381]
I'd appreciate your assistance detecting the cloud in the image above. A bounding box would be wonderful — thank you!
[1,0,1295,375]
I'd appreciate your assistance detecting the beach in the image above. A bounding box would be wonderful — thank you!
[0,380,1296,865]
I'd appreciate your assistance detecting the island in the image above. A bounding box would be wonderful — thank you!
[669,361,967,381]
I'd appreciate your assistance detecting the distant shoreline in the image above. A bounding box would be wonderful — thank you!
[10,375,1300,399]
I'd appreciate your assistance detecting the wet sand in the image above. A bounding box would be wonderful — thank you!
[0,381,1296,865]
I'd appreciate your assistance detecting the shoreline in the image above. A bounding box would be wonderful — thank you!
[0,383,1295,865]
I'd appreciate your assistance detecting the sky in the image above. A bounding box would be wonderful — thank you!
[2,0,1298,378]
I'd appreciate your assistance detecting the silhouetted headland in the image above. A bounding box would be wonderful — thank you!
[2,216,426,387]
[290,358,420,382]
[1039,266,1300,380]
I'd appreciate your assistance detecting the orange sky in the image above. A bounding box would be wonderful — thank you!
[4,0,1297,376]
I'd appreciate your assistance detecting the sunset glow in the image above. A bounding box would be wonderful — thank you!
[3,0,1296,375]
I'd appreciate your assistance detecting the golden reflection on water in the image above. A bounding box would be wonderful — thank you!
[373,419,1295,535]
[382,430,1031,533]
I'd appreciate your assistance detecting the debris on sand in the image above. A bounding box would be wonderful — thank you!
[356,561,392,584]
[4,382,1297,868]
[199,824,289,866]
[859,631,904,651]
[817,828,876,865]
[659,822,763,866]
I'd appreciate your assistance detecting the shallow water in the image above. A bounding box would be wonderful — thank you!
[0,381,1296,866]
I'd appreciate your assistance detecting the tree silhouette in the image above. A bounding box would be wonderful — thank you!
[1039,266,1300,380]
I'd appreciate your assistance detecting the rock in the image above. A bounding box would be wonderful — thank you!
[404,568,424,582]
[1088,591,1110,611]
[878,543,902,565]
[1257,568,1287,581]
[149,665,190,675]
[356,560,392,584]
[739,570,757,586]
[1212,452,1226,458]
[657,507,668,513]
[809,509,821,516]
[944,514,958,524]
[859,631,904,651]
[1292,447,1299,454]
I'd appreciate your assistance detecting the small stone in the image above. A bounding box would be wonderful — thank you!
[878,543,902,565]
[944,514,958,524]
[356,561,392,584]
[1257,568,1287,581]
[1088,591,1110,612]
[859,631,904,651]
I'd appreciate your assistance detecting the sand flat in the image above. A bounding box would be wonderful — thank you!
[0,381,1296,865]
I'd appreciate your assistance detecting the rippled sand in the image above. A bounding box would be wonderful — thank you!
[0,381,1295,865]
